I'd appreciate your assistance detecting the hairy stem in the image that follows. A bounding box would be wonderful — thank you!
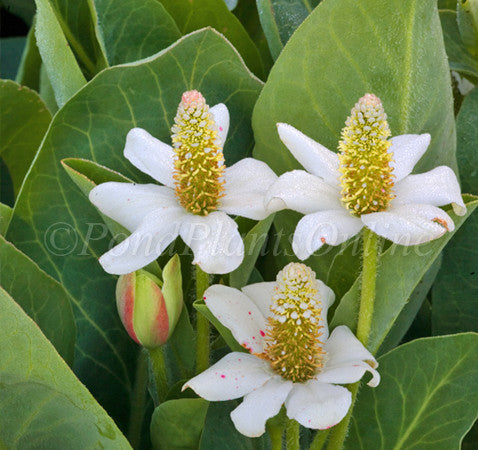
[286,419,300,450]
[196,265,210,373]
[326,229,379,450]
[148,346,168,403]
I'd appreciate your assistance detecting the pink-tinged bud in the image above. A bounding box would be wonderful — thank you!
[116,255,183,348]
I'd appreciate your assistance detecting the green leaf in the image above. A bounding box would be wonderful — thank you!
[6,28,262,428]
[256,0,320,60]
[348,333,478,449]
[61,158,162,277]
[49,0,108,77]
[0,287,131,449]
[0,80,51,198]
[194,298,246,353]
[326,234,362,306]
[229,214,275,289]
[150,398,208,450]
[0,202,12,235]
[164,307,196,380]
[331,195,478,354]
[0,37,26,80]
[92,0,182,65]
[432,86,478,335]
[34,0,87,107]
[160,0,265,78]
[0,235,76,365]
[253,0,457,283]
[199,401,266,449]
[440,10,478,81]
[1,0,35,24]
[254,0,457,174]
[377,254,441,355]
[16,23,42,91]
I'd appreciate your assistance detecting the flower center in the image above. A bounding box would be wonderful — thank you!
[171,90,225,216]
[338,93,395,216]
[258,263,326,383]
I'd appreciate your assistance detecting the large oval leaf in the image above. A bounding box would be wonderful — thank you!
[6,28,262,429]
[0,80,51,199]
[348,333,478,449]
[0,287,131,449]
[253,0,456,174]
[432,86,478,335]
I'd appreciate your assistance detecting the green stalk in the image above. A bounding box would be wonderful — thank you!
[196,265,210,373]
[356,228,379,345]
[309,429,330,450]
[326,228,379,450]
[286,419,300,450]
[127,349,148,449]
[148,346,169,403]
[268,422,284,450]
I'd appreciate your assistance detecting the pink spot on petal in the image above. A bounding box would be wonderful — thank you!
[203,296,206,300]
[219,127,223,131]
[252,336,256,340]
[248,311,251,315]
[221,375,226,379]
[260,330,265,337]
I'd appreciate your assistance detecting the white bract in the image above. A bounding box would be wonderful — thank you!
[89,90,277,274]
[266,94,466,260]
[183,263,379,437]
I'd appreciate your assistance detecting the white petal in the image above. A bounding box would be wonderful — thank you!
[124,128,175,187]
[317,326,380,387]
[394,166,466,216]
[210,103,229,148]
[182,352,273,401]
[292,210,363,260]
[179,211,244,274]
[241,282,275,319]
[316,280,335,341]
[277,123,340,184]
[98,207,184,274]
[285,381,352,430]
[231,376,293,437]
[204,285,267,353]
[389,134,431,182]
[265,170,342,215]
[361,203,455,246]
[221,158,278,220]
[89,182,177,231]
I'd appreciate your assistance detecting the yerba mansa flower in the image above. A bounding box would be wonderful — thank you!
[266,93,466,260]
[183,263,379,437]
[90,90,277,274]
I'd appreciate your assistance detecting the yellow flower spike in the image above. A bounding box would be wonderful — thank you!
[259,263,326,383]
[338,93,395,216]
[171,90,225,216]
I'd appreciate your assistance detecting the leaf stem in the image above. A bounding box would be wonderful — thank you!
[127,349,148,449]
[196,265,210,373]
[286,419,300,450]
[326,228,379,450]
[148,346,169,403]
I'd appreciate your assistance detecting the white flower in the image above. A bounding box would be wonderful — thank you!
[183,263,379,437]
[266,94,466,260]
[89,91,277,274]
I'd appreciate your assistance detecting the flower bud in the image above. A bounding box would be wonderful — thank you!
[116,255,183,348]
